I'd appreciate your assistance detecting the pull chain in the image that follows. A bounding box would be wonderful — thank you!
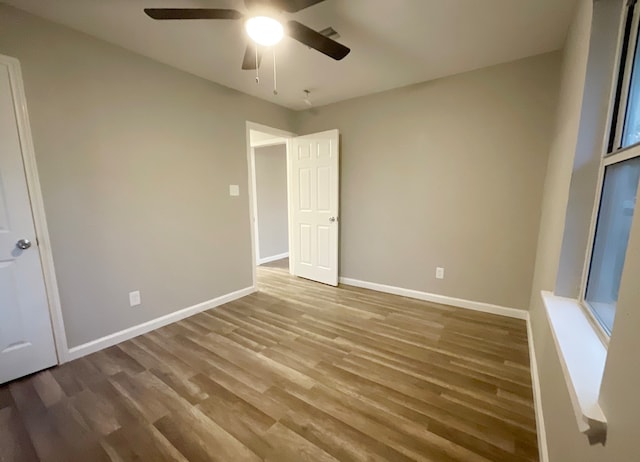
[273,48,278,95]
[255,45,260,84]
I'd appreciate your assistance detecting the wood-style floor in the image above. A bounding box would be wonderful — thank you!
[1,261,538,462]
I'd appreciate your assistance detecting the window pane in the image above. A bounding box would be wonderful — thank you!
[622,26,640,148]
[586,156,640,333]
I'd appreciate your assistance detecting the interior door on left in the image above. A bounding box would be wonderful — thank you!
[0,59,57,384]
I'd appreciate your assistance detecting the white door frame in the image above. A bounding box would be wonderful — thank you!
[1,54,68,364]
[245,121,296,287]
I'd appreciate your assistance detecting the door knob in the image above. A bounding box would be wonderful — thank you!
[16,239,32,250]
[329,217,337,223]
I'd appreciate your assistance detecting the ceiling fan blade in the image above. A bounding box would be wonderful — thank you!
[242,43,264,70]
[144,8,243,20]
[271,0,326,13]
[287,20,350,60]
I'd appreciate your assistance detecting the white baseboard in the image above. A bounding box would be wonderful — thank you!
[65,285,257,362]
[527,313,549,462]
[338,277,527,320]
[258,252,289,266]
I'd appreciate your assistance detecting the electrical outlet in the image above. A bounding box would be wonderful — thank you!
[129,291,141,307]
[229,184,240,196]
[436,267,445,280]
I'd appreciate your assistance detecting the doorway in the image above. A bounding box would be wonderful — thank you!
[246,122,341,288]
[250,129,290,268]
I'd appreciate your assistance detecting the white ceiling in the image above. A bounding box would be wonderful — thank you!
[3,0,577,110]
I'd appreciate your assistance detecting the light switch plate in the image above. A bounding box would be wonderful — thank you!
[229,185,240,196]
[129,291,141,307]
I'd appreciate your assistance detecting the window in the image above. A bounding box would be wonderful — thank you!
[585,157,640,333]
[585,1,640,335]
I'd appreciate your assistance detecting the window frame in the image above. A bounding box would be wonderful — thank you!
[608,0,640,153]
[579,0,640,343]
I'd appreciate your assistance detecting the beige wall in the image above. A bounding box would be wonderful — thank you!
[296,53,561,310]
[0,5,295,348]
[530,0,592,300]
[530,0,640,460]
[254,144,288,260]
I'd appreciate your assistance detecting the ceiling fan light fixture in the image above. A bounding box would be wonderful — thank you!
[245,16,284,47]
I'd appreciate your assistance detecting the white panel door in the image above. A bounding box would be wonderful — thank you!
[290,130,339,286]
[0,61,57,384]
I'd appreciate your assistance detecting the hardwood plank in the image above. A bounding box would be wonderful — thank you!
[106,422,188,462]
[263,422,340,462]
[109,371,171,423]
[0,406,40,462]
[9,379,77,462]
[31,371,66,408]
[267,386,417,462]
[46,399,112,462]
[0,383,13,409]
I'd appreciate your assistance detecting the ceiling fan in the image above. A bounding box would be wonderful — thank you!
[144,0,350,70]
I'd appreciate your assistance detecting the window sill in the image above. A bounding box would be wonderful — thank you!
[541,291,608,438]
